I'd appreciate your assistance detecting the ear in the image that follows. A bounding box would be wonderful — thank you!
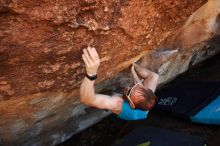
[146,100,155,110]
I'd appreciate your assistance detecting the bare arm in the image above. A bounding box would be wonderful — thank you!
[131,64,141,84]
[80,47,122,114]
[80,77,122,112]
[133,63,159,92]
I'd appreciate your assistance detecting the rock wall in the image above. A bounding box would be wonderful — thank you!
[0,0,219,145]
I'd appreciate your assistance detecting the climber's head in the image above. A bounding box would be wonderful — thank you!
[123,83,157,110]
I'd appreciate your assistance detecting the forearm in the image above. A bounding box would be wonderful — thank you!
[80,77,111,108]
[131,65,141,84]
[80,77,96,106]
[133,63,159,92]
[80,47,122,112]
[134,63,158,79]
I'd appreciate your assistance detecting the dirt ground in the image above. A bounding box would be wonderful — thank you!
[59,53,220,146]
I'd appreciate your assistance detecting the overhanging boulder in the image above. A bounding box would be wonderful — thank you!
[0,0,219,145]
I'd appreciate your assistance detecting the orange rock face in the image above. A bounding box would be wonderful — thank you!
[0,0,207,99]
[0,0,219,145]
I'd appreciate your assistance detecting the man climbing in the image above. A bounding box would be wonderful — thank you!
[80,47,159,120]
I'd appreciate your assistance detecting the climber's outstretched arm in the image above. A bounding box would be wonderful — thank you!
[80,47,122,114]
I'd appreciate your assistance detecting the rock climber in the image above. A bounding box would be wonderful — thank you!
[80,47,159,120]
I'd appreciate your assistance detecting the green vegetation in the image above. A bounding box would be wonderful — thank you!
[136,141,150,146]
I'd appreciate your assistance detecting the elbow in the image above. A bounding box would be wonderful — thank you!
[152,73,159,81]
[147,72,159,82]
[80,96,94,106]
[80,96,88,105]
[80,97,86,104]
[80,98,90,106]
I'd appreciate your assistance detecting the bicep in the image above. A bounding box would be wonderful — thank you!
[91,94,111,108]
[93,94,123,114]
[91,94,118,110]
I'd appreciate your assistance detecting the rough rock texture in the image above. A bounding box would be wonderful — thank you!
[0,0,219,145]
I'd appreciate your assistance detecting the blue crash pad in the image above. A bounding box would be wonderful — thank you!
[191,95,220,125]
[155,81,220,125]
